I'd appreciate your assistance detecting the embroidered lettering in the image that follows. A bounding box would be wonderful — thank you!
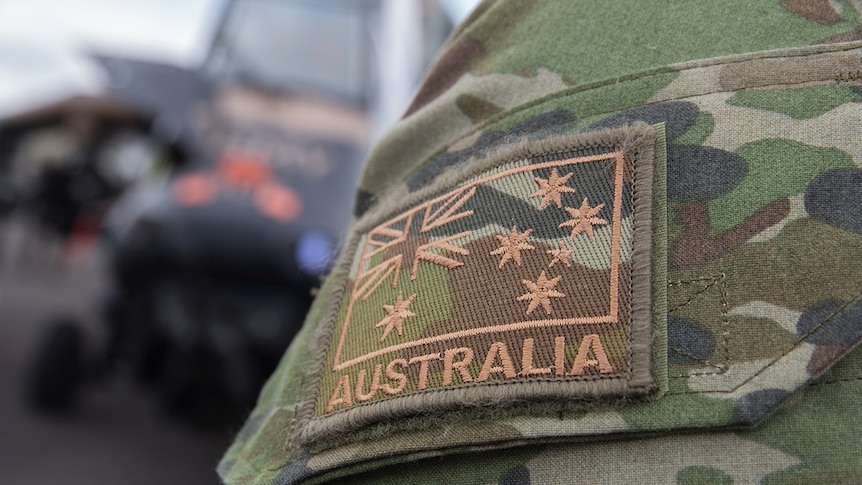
[568,334,614,375]
[442,347,475,386]
[381,358,408,394]
[326,374,354,413]
[477,342,518,382]
[520,338,552,376]
[323,333,623,412]
[553,335,566,376]
[409,353,442,390]
[355,364,383,402]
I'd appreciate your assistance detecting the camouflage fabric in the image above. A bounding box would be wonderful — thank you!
[220,1,862,484]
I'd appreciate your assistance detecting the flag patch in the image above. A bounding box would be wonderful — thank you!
[300,124,663,442]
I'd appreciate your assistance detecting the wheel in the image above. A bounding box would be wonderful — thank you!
[26,318,85,412]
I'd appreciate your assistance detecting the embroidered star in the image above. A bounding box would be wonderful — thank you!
[490,226,535,268]
[560,198,607,240]
[376,293,417,341]
[531,168,576,209]
[547,241,575,268]
[517,270,566,315]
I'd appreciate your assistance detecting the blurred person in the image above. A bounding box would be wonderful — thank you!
[217,1,862,483]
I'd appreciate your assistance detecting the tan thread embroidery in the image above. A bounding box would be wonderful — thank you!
[408,353,442,390]
[477,342,518,381]
[411,232,471,280]
[376,293,417,341]
[568,334,614,375]
[325,333,623,412]
[442,347,475,385]
[519,338,553,376]
[353,254,404,303]
[332,153,624,372]
[560,198,607,240]
[325,374,353,413]
[354,365,383,402]
[301,124,663,445]
[547,241,575,268]
[517,270,566,315]
[489,226,536,268]
[531,168,576,209]
[420,186,476,232]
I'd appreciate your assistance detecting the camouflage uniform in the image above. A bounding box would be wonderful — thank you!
[220,1,862,483]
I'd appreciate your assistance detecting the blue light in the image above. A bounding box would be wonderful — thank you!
[296,230,334,274]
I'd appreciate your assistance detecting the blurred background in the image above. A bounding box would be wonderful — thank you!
[0,0,478,483]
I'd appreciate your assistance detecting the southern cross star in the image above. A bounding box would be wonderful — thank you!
[560,197,607,240]
[531,168,576,209]
[490,226,535,268]
[376,292,417,341]
[547,241,575,268]
[518,270,566,315]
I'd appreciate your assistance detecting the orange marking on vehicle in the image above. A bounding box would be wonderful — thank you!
[255,182,302,222]
[173,173,218,206]
[218,154,272,189]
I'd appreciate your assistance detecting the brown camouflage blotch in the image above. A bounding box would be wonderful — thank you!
[808,344,851,375]
[443,237,623,329]
[782,0,841,24]
[403,36,486,118]
[823,28,862,43]
[456,94,503,123]
[718,54,862,91]
[672,198,791,268]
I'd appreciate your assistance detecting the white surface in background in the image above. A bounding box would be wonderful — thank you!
[439,0,482,26]
[371,0,481,139]
[0,0,224,117]
[374,0,424,141]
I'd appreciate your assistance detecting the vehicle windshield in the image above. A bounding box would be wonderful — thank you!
[205,0,368,103]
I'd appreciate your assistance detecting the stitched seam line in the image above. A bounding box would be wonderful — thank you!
[667,288,862,393]
[422,43,862,176]
[666,274,729,376]
[625,139,638,383]
[810,376,862,385]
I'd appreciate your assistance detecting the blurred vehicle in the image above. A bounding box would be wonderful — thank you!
[1,0,453,425]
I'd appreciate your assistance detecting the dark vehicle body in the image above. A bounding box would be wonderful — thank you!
[0,0,450,424]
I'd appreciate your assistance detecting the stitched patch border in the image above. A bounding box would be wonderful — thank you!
[297,123,660,444]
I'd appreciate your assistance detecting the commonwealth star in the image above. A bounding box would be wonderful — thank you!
[376,293,417,341]
[518,270,566,315]
[547,241,575,268]
[531,168,576,209]
[490,226,535,268]
[560,198,607,239]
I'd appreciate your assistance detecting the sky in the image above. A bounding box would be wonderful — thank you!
[0,0,225,115]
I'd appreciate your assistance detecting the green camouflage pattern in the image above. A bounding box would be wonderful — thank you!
[220,1,862,483]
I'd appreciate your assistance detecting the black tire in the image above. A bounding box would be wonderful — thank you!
[26,319,85,412]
